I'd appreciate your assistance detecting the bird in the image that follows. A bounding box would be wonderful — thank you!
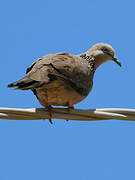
[8,43,121,123]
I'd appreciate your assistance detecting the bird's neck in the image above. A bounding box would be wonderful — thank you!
[80,53,95,72]
[85,51,107,70]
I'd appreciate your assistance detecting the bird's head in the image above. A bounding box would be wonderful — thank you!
[87,43,121,69]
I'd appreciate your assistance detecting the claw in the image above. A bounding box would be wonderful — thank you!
[49,119,53,124]
[46,105,53,124]
[66,105,74,122]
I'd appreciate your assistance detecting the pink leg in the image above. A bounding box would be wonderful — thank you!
[66,103,74,121]
[67,102,74,112]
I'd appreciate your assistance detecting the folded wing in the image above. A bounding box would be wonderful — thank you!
[8,52,92,96]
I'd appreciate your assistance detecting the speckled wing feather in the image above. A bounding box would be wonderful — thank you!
[8,52,93,96]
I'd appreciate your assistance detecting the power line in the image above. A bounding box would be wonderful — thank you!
[0,107,135,121]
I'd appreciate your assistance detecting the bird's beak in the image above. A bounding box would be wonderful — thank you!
[113,57,122,67]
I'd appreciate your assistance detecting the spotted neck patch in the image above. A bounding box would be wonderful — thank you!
[80,54,95,71]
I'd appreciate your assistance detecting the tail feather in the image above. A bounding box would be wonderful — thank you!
[8,78,30,87]
[7,77,45,90]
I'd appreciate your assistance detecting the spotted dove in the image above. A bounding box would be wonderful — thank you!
[8,43,121,122]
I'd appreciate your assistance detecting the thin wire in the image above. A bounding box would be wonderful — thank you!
[0,107,135,121]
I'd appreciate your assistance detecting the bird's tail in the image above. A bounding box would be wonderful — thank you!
[7,77,45,90]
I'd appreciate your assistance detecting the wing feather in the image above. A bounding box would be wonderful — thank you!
[8,53,93,95]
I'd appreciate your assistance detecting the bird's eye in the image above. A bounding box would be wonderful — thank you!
[102,48,114,58]
[102,48,108,52]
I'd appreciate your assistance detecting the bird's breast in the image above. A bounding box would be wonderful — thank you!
[36,80,86,107]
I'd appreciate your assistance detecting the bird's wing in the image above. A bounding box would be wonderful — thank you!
[8,53,93,95]
[50,52,93,95]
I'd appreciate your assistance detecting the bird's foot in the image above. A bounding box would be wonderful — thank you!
[66,105,74,122]
[67,106,74,112]
[46,105,53,124]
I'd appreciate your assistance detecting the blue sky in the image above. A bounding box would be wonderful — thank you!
[0,0,135,179]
